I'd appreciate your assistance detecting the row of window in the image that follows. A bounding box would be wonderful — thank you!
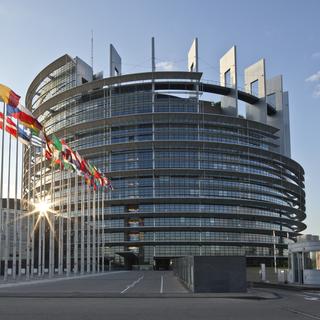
[103,231,290,244]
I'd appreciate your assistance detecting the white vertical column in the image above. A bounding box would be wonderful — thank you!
[220,46,238,116]
[187,38,200,112]
[244,59,267,123]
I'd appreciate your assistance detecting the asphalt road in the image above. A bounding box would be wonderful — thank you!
[0,271,187,295]
[0,271,319,320]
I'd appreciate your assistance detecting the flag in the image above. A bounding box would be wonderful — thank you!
[93,165,102,179]
[6,104,42,131]
[0,112,17,137]
[17,124,31,145]
[107,181,114,190]
[80,159,90,175]
[44,143,53,161]
[0,84,20,107]
[31,134,45,148]
[84,174,91,186]
[61,139,72,162]
[86,161,95,176]
[52,134,62,151]
[5,116,17,137]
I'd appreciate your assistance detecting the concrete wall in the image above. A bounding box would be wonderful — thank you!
[75,57,93,85]
[188,38,198,72]
[110,44,122,76]
[220,46,238,116]
[266,75,291,157]
[193,256,247,293]
[245,59,267,123]
[173,256,247,293]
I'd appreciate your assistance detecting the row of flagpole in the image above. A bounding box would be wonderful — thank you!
[0,146,108,279]
[0,81,112,280]
[21,150,108,279]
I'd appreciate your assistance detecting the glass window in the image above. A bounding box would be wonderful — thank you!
[304,251,320,270]
[250,80,259,96]
[224,69,231,87]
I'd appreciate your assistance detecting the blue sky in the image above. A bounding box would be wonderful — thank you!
[0,0,319,235]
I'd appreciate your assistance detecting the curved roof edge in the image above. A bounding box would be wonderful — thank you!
[26,54,74,108]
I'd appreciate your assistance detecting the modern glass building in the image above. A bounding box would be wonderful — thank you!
[23,40,306,268]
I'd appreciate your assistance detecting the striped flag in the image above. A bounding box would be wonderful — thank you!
[0,112,17,137]
[6,103,43,131]
[17,124,31,145]
[31,134,45,148]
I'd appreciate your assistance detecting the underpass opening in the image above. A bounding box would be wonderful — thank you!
[154,257,176,270]
[116,252,139,270]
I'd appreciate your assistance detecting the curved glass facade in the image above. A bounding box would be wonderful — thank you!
[24,55,306,267]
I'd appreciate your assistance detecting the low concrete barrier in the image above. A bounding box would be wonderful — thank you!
[173,256,247,293]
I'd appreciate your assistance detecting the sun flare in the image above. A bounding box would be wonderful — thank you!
[35,200,51,215]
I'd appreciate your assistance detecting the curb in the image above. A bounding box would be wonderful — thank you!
[250,281,320,291]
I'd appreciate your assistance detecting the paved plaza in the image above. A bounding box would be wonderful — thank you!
[0,271,319,319]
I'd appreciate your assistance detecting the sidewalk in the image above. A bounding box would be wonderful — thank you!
[0,289,278,299]
[250,281,320,291]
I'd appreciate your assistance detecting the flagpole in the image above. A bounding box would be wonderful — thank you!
[12,120,19,279]
[97,188,100,273]
[0,102,7,277]
[18,144,23,278]
[86,185,90,273]
[92,188,96,273]
[31,148,35,278]
[41,158,46,277]
[26,145,32,280]
[51,165,55,277]
[80,178,85,275]
[102,188,105,272]
[4,132,12,281]
[58,168,63,276]
[38,152,43,277]
[74,173,78,274]
[66,173,71,277]
[49,161,54,278]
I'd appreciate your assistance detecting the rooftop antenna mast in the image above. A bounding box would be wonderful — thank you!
[91,29,94,70]
[152,37,155,72]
